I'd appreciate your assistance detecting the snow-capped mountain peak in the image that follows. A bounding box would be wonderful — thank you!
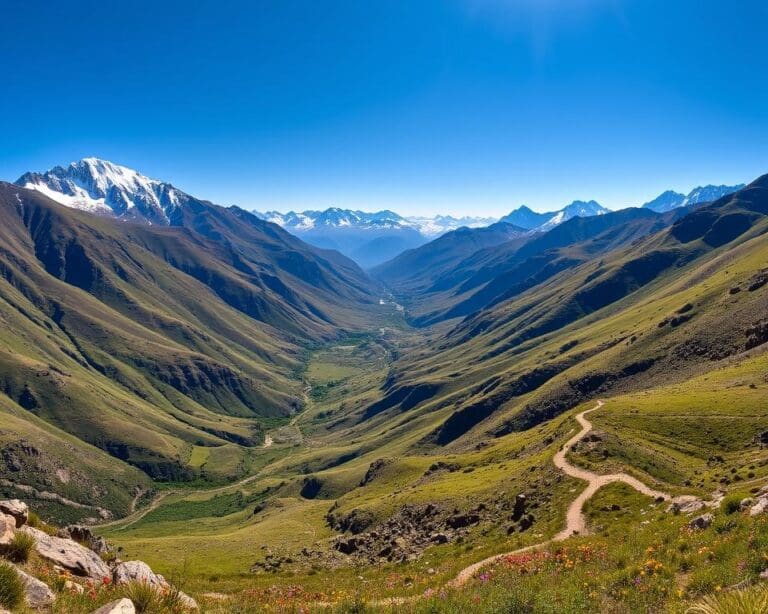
[16,158,189,224]
[501,200,609,231]
[641,184,745,212]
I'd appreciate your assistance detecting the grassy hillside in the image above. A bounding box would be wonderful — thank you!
[0,183,383,518]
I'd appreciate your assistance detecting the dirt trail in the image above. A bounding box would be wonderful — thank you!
[447,400,677,588]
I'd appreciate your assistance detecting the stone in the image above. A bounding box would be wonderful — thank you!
[113,561,168,588]
[740,497,754,511]
[511,494,527,522]
[61,525,112,555]
[15,567,55,608]
[430,532,449,544]
[92,598,136,614]
[21,526,111,579]
[0,500,28,528]
[0,512,15,545]
[177,591,199,610]
[446,513,480,529]
[689,514,714,530]
[750,498,768,517]
[519,514,535,532]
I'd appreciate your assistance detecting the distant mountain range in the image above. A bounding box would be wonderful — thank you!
[641,184,744,212]
[499,200,609,230]
[253,209,496,268]
[17,159,745,270]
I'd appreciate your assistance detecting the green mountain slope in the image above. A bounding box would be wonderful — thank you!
[0,182,381,516]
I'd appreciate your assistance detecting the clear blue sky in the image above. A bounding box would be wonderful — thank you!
[1,0,766,216]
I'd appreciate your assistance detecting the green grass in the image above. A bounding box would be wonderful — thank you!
[0,562,24,610]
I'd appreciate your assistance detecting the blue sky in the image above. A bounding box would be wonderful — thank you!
[1,0,766,216]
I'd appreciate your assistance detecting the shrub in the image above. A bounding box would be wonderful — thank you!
[686,584,768,613]
[123,581,159,613]
[1,531,36,563]
[0,562,24,610]
[722,495,742,515]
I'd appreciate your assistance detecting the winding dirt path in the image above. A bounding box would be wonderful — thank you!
[446,400,675,588]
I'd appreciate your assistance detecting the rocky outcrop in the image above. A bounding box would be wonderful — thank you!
[92,598,136,614]
[0,500,28,528]
[315,492,546,567]
[60,525,112,555]
[15,567,55,608]
[748,486,768,516]
[21,526,111,579]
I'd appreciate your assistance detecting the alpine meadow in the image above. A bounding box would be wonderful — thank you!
[1,2,767,613]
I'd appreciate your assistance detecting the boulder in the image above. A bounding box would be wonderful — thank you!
[21,526,110,579]
[689,514,714,530]
[92,598,136,614]
[740,497,754,511]
[0,500,28,528]
[669,497,705,514]
[15,567,55,608]
[750,498,768,517]
[177,591,199,610]
[0,512,15,545]
[112,560,168,588]
[61,525,112,555]
[446,513,480,529]
[511,494,527,522]
[519,514,535,532]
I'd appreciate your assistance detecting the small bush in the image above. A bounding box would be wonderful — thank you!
[1,531,36,563]
[687,584,768,613]
[124,581,159,613]
[722,495,742,515]
[0,562,24,610]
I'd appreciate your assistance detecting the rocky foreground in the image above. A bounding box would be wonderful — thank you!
[0,499,197,613]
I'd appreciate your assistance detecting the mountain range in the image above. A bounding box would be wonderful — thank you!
[641,183,744,212]
[499,200,609,230]
[17,159,744,271]
[254,208,496,268]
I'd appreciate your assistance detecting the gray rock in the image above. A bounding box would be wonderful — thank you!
[689,513,714,530]
[61,525,112,555]
[112,560,168,588]
[177,591,199,610]
[21,526,110,579]
[0,512,15,545]
[0,500,28,528]
[750,497,768,517]
[15,567,55,608]
[92,598,136,614]
[740,497,754,510]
